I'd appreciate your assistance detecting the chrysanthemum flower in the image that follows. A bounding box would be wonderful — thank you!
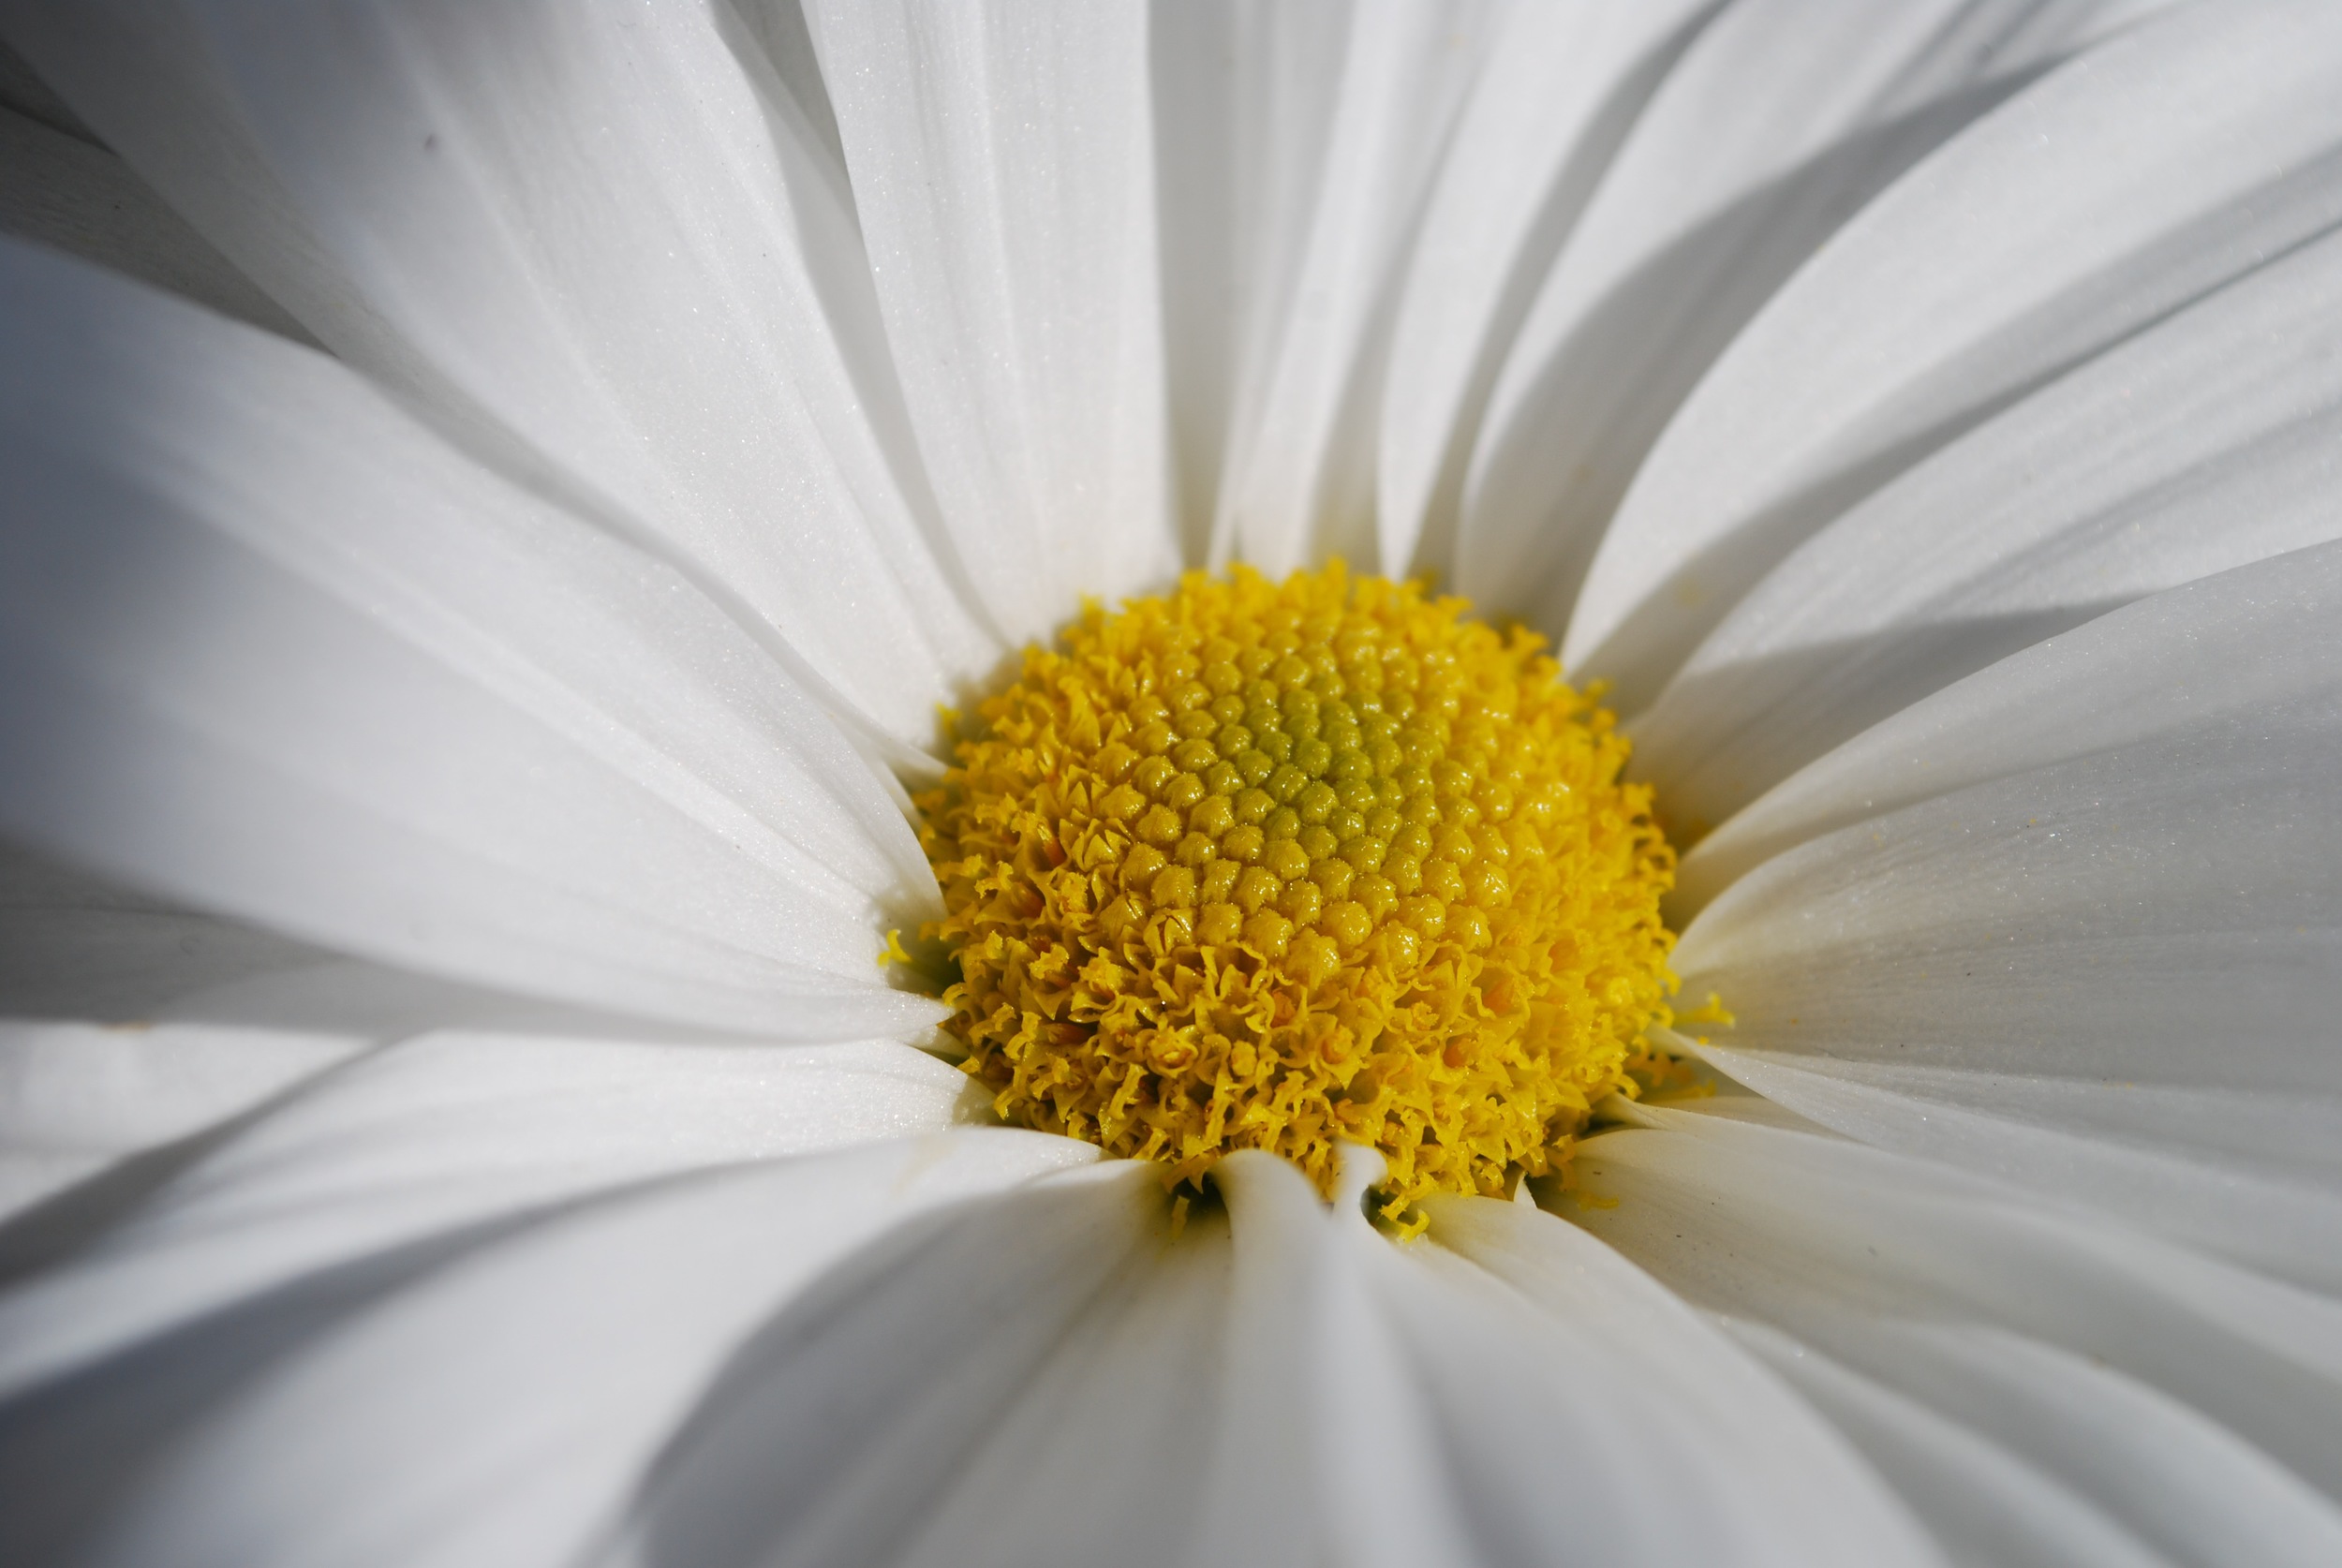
[4,1,2342,1563]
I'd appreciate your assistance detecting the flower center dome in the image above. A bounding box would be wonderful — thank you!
[916,564,1677,1227]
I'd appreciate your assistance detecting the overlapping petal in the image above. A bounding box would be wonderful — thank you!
[1452,0,2159,637]
[0,240,941,1040]
[1570,1109,2342,1566]
[1565,0,2342,708]
[3,0,1001,753]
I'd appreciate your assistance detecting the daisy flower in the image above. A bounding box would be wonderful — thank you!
[4,1,2342,1564]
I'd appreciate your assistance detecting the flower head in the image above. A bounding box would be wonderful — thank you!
[5,2,2342,1565]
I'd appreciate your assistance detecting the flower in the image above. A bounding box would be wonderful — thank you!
[4,0,2342,1564]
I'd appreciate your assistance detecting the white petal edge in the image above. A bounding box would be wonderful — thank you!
[0,239,944,1038]
[0,103,307,340]
[1668,540,2342,1279]
[1373,0,1718,580]
[1635,217,2342,836]
[1563,0,2342,710]
[0,1033,982,1398]
[1566,1114,2342,1565]
[1207,0,1500,576]
[805,0,1178,637]
[26,1130,1091,1568]
[1452,0,2160,632]
[3,0,997,752]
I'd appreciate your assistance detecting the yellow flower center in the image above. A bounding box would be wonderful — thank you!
[915,563,1677,1227]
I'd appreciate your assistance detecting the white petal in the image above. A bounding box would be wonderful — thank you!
[0,836,328,1025]
[1454,0,2155,632]
[1150,0,1349,567]
[1208,0,1501,575]
[0,240,942,1038]
[0,836,630,1046]
[1211,1150,1940,1568]
[1411,1191,1945,1567]
[0,1019,355,1222]
[0,29,88,140]
[1562,0,2342,710]
[5,0,996,750]
[600,1161,1166,1568]
[1637,218,2342,834]
[804,0,1177,635]
[1374,0,1715,579]
[1731,1318,2198,1568]
[1567,1116,2342,1564]
[1670,542,2342,1278]
[18,1131,1089,1568]
[1696,1045,2342,1295]
[0,1032,980,1398]
[0,104,307,339]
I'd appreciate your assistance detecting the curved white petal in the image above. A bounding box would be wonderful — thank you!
[0,1032,980,1398]
[1453,0,2156,630]
[1564,0,2342,710]
[1670,542,2342,1279]
[0,241,943,1038]
[600,1161,1167,1568]
[804,0,1177,637]
[1150,0,1347,568]
[3,0,995,751]
[1413,1190,1945,1567]
[1567,1115,2342,1565]
[1374,0,1718,579]
[1695,1045,2342,1296]
[1207,0,1499,575]
[1731,1317,2201,1568]
[10,1131,1088,1568]
[0,1019,356,1223]
[1637,218,2342,834]
[0,103,307,340]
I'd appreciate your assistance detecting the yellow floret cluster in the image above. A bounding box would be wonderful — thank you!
[915,563,1677,1225]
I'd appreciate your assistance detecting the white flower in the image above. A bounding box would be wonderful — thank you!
[3,1,2342,1564]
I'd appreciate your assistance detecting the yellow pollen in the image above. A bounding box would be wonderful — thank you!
[915,563,1678,1228]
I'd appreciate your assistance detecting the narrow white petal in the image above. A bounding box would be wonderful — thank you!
[1210,0,1501,575]
[600,1161,1163,1568]
[1732,1318,2193,1568]
[0,1032,980,1398]
[1174,1149,1338,1566]
[1410,1192,1945,1567]
[1672,543,2342,1275]
[0,1018,356,1222]
[1636,219,2342,834]
[1455,0,2154,632]
[0,837,629,1050]
[5,0,996,749]
[0,241,942,1037]
[1563,0,2342,709]
[1150,0,1349,567]
[1697,1045,2342,1294]
[876,1176,1233,1568]
[1211,1150,1940,1567]
[0,104,307,339]
[22,1132,1089,1568]
[0,836,327,1025]
[1375,0,1716,579]
[1668,541,2342,1287]
[1568,1116,2342,1564]
[805,0,1177,636]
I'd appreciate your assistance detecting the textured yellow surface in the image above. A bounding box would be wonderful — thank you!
[917,564,1676,1224]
